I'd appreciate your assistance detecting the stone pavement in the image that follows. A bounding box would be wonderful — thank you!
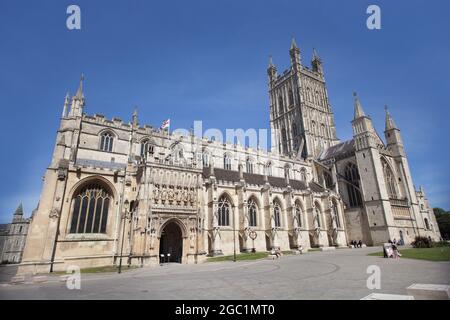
[0,247,449,300]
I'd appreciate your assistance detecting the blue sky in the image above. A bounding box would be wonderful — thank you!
[0,0,449,222]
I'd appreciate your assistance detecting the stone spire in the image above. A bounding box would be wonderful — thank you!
[268,55,275,68]
[267,55,277,82]
[75,74,84,99]
[132,106,139,127]
[290,37,298,50]
[69,74,85,117]
[353,92,366,119]
[14,203,24,216]
[385,105,398,131]
[311,48,323,74]
[312,48,321,61]
[289,37,301,66]
[62,92,70,118]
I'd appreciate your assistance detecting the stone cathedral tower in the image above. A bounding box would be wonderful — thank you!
[268,38,339,159]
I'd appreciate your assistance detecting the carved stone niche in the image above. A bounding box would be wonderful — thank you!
[57,159,69,181]
[49,208,60,219]
[57,168,67,181]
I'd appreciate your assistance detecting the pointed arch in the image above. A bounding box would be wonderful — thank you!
[344,162,363,207]
[68,177,115,234]
[158,217,188,239]
[272,197,283,228]
[140,138,155,158]
[247,196,259,227]
[218,193,233,227]
[99,130,116,152]
[381,157,398,199]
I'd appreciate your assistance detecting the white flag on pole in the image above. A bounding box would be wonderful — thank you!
[160,119,170,130]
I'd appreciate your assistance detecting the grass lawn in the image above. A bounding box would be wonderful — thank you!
[207,252,268,262]
[49,265,138,275]
[368,247,450,261]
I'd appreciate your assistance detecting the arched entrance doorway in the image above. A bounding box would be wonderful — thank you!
[159,221,183,263]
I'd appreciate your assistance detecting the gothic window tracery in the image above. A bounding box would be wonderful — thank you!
[247,198,257,227]
[100,131,114,152]
[218,196,231,226]
[344,163,363,207]
[70,183,111,234]
[140,139,154,159]
[382,160,398,199]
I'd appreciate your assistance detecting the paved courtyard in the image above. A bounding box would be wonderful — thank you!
[1,247,449,300]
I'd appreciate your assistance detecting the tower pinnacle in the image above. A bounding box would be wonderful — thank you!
[385,105,398,131]
[353,92,366,119]
[290,37,298,50]
[14,203,24,216]
[75,74,84,100]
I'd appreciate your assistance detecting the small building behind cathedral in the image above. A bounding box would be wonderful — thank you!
[16,40,441,275]
[0,204,30,264]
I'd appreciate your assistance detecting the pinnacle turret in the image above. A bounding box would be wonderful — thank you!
[75,74,84,100]
[385,105,398,131]
[14,203,24,216]
[353,92,366,119]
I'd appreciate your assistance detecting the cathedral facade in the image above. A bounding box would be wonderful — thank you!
[18,40,441,274]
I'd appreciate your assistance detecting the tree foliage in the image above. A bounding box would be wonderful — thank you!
[433,208,450,240]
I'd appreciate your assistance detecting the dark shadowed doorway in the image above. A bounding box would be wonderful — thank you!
[159,221,183,263]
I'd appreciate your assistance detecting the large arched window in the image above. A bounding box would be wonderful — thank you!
[100,131,114,152]
[273,200,282,228]
[140,139,154,159]
[218,196,230,226]
[344,163,363,207]
[247,198,257,227]
[246,158,254,174]
[294,201,303,228]
[223,154,232,170]
[70,183,112,234]
[382,160,398,199]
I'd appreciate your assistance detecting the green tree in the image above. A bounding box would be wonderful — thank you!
[433,208,450,240]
